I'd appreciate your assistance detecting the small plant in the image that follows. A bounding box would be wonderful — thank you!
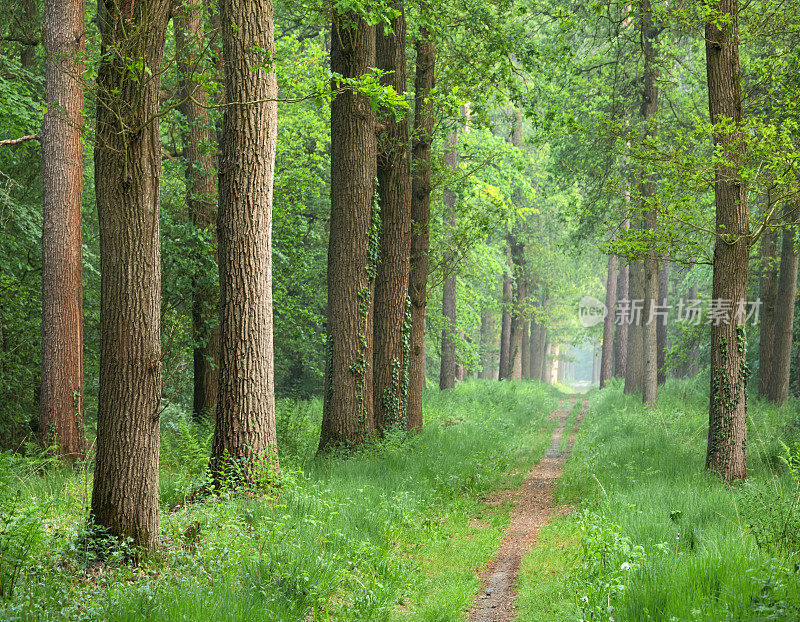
[574,510,644,622]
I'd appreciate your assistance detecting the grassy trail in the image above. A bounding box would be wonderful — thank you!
[468,396,587,621]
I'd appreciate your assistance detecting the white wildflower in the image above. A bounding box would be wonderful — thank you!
[620,562,631,571]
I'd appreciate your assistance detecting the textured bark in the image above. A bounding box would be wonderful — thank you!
[640,0,660,406]
[657,262,669,384]
[614,259,629,378]
[407,31,435,430]
[521,320,530,380]
[319,13,378,450]
[91,0,171,548]
[20,0,38,68]
[210,0,278,482]
[508,238,526,381]
[705,0,748,481]
[39,0,85,460]
[767,216,798,404]
[758,197,779,397]
[439,134,457,391]
[531,322,544,382]
[175,0,220,423]
[624,260,644,394]
[498,260,513,380]
[599,254,617,388]
[479,311,495,379]
[374,4,412,433]
[541,333,551,382]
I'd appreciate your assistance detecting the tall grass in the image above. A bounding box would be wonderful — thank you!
[0,380,558,621]
[518,376,800,622]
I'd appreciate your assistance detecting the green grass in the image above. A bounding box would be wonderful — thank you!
[516,376,800,622]
[0,380,559,621]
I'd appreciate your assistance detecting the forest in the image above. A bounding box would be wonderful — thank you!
[1,0,799,619]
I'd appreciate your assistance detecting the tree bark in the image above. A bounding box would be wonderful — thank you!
[319,12,377,450]
[599,254,617,388]
[210,0,278,483]
[614,259,629,378]
[705,0,748,481]
[624,260,644,394]
[521,320,530,379]
[767,214,798,405]
[39,0,85,461]
[757,193,779,397]
[479,311,494,379]
[175,0,220,424]
[439,134,457,391]
[407,30,435,431]
[640,0,659,406]
[657,261,669,384]
[91,0,171,548]
[508,238,526,381]
[498,258,513,380]
[374,4,412,433]
[541,332,550,382]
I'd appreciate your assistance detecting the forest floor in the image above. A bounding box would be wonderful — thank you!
[2,378,799,621]
[467,395,587,621]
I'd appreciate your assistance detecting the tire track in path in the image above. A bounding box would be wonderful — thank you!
[466,395,589,622]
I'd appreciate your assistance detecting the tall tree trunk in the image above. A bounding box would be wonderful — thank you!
[39,0,85,460]
[541,332,550,382]
[374,4,412,433]
[531,322,544,381]
[767,214,798,404]
[625,260,644,394]
[479,311,494,379]
[175,0,220,424]
[758,191,779,397]
[91,0,171,548]
[599,254,617,388]
[508,238,526,381]
[498,259,513,379]
[210,0,278,483]
[640,0,660,406]
[439,134,457,391]
[657,261,669,384]
[521,320,530,379]
[705,0,748,481]
[407,30,435,431]
[319,12,377,450]
[614,259,629,378]
[20,0,38,68]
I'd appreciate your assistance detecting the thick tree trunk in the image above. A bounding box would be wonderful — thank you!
[758,194,779,397]
[439,134,457,391]
[175,0,220,424]
[374,5,412,433]
[657,262,669,384]
[39,0,85,461]
[624,260,644,394]
[319,13,377,450]
[91,0,171,548]
[508,238,526,381]
[767,215,798,405]
[541,333,551,382]
[640,0,659,406]
[599,254,617,388]
[531,322,544,382]
[498,260,513,380]
[479,311,494,379]
[614,260,629,378]
[407,31,435,431]
[210,0,278,483]
[20,0,37,68]
[705,0,748,481]
[521,320,530,379]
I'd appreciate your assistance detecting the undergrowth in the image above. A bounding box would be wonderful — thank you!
[517,376,800,622]
[0,380,558,621]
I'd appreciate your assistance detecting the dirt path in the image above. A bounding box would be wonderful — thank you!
[466,395,588,622]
